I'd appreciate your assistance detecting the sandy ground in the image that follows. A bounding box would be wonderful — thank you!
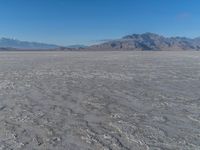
[0,51,200,150]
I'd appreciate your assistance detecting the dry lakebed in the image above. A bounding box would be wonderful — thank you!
[0,51,199,150]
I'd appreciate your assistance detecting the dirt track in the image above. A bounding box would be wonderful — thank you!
[0,51,200,150]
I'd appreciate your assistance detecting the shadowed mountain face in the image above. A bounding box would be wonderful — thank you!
[90,33,200,51]
[0,38,59,49]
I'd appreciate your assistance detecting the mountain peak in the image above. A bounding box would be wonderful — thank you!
[122,32,163,40]
[141,32,163,38]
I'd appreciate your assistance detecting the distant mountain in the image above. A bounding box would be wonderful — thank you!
[90,33,200,51]
[1,33,200,51]
[67,45,88,49]
[0,38,60,49]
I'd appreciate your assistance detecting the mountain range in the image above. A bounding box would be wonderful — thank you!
[0,38,59,49]
[90,33,200,51]
[1,33,200,51]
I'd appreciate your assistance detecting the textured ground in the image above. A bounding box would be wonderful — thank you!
[0,51,200,150]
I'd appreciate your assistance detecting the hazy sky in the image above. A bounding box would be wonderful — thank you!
[0,0,199,46]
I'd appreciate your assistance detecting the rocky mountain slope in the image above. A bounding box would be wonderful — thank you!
[90,33,200,51]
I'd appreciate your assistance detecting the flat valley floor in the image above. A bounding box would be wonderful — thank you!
[0,51,200,150]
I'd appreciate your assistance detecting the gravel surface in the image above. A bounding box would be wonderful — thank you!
[0,51,200,150]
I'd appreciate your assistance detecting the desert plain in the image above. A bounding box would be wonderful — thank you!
[0,51,200,150]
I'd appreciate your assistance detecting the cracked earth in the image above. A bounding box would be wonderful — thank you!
[0,51,200,150]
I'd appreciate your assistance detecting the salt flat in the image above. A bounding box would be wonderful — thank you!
[0,51,200,150]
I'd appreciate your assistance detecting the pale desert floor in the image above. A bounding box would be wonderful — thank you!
[0,51,200,150]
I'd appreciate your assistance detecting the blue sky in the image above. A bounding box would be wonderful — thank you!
[0,0,199,46]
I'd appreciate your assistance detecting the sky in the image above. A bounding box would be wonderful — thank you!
[0,0,199,46]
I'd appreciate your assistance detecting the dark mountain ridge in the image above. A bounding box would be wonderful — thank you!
[90,33,200,51]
